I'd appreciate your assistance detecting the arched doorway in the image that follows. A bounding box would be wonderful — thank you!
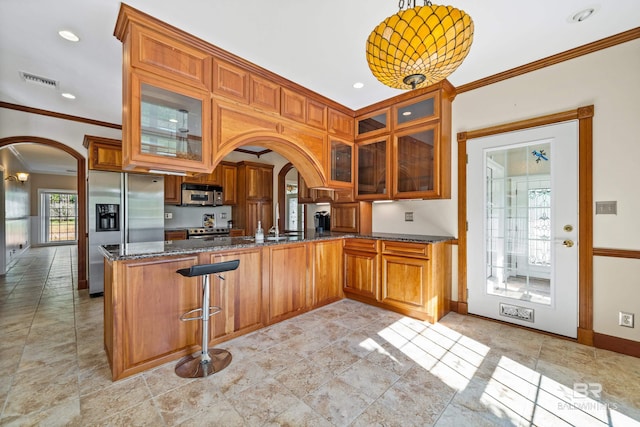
[0,136,87,290]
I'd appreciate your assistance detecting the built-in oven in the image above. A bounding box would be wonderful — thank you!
[187,227,231,239]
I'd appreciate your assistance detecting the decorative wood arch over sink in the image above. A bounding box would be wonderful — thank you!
[213,132,327,189]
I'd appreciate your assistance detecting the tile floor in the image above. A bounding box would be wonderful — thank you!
[1,246,639,426]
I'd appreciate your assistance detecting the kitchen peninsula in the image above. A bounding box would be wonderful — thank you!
[100,232,453,380]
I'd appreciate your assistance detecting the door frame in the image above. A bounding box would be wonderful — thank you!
[457,105,594,345]
[0,136,87,290]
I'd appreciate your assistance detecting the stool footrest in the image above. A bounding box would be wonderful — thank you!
[179,306,222,322]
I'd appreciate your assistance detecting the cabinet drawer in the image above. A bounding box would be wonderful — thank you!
[381,241,430,259]
[343,238,378,252]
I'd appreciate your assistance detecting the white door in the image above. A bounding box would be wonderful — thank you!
[467,121,579,338]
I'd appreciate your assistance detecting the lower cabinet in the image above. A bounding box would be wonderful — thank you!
[310,239,343,307]
[343,239,451,322]
[104,255,201,380]
[343,239,380,300]
[207,248,263,339]
[267,243,307,324]
[103,237,450,380]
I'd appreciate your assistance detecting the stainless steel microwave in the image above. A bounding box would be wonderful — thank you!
[181,183,223,206]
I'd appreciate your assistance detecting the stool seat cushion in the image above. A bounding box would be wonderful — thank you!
[176,260,240,277]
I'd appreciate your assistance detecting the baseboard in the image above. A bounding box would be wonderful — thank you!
[593,332,640,358]
[457,301,468,315]
[577,327,594,346]
[449,301,458,313]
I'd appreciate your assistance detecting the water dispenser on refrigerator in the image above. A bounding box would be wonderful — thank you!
[96,204,120,232]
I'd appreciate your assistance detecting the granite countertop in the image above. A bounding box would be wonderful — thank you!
[99,230,454,261]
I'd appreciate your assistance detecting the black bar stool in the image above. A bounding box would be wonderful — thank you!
[175,260,239,378]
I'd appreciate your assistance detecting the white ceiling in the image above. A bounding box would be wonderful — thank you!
[1,0,639,174]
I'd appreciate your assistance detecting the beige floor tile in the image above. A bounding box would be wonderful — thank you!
[302,377,374,427]
[79,376,151,424]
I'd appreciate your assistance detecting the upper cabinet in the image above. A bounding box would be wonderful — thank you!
[125,72,212,174]
[328,138,353,188]
[84,135,123,172]
[355,87,453,200]
[115,4,454,197]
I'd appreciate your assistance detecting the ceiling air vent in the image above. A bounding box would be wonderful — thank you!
[19,71,59,89]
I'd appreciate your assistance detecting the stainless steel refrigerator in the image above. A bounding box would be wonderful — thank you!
[88,171,165,295]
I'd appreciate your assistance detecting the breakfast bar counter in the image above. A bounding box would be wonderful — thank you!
[100,231,453,380]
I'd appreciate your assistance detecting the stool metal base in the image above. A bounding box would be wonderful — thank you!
[175,349,232,378]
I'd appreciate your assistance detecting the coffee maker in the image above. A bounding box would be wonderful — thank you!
[314,211,330,232]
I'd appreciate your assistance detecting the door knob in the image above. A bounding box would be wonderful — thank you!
[563,239,574,248]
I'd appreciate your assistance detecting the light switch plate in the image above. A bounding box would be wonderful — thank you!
[164,212,172,219]
[405,212,414,222]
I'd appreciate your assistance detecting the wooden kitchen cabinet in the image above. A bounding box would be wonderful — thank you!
[331,202,372,234]
[343,239,380,301]
[207,248,264,338]
[164,175,182,205]
[267,243,308,324]
[220,162,237,205]
[246,163,273,200]
[164,229,187,241]
[380,240,451,322]
[124,71,212,174]
[328,138,353,188]
[234,161,273,232]
[84,135,123,172]
[104,255,201,380]
[356,137,390,200]
[246,200,273,237]
[309,239,343,308]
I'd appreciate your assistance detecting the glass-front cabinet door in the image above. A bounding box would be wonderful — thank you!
[356,109,389,139]
[356,137,389,200]
[393,92,439,130]
[392,124,441,199]
[125,72,212,174]
[328,138,353,188]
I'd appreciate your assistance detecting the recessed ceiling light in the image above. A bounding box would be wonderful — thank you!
[61,92,76,99]
[571,8,595,23]
[58,30,80,42]
[402,111,412,116]
[353,82,364,89]
[169,118,178,123]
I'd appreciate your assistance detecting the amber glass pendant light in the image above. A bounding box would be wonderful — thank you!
[366,0,474,90]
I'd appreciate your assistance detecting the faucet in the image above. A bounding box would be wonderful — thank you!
[268,224,279,238]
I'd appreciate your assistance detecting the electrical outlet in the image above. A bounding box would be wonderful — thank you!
[405,212,414,222]
[164,212,172,219]
[619,312,634,328]
[220,212,227,219]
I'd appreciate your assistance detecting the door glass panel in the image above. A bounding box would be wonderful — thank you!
[396,97,435,125]
[357,140,386,195]
[357,112,387,135]
[485,142,551,305]
[141,83,203,161]
[396,129,434,192]
[331,140,352,183]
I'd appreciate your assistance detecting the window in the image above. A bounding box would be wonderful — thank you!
[41,191,77,243]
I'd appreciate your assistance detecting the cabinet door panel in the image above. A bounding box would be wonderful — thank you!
[212,59,249,103]
[356,137,390,199]
[269,244,307,322]
[311,240,343,306]
[209,249,263,337]
[343,249,378,300]
[221,163,237,205]
[250,75,280,113]
[131,26,211,90]
[381,255,428,310]
[122,257,199,367]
